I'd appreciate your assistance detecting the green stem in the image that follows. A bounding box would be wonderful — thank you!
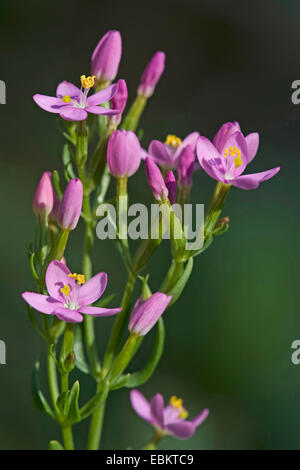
[160,259,183,293]
[204,182,231,235]
[142,430,164,450]
[61,426,74,451]
[47,345,59,416]
[103,271,137,371]
[87,384,107,450]
[121,94,147,132]
[60,323,75,450]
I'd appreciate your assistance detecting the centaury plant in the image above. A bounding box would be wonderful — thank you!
[22,29,280,450]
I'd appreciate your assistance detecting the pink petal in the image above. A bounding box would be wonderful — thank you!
[56,81,81,99]
[54,306,83,323]
[174,132,200,159]
[59,107,88,121]
[163,405,181,425]
[150,393,165,428]
[85,105,119,116]
[78,306,121,317]
[45,260,76,302]
[213,121,240,152]
[245,132,259,163]
[22,292,60,314]
[130,390,153,424]
[33,94,66,113]
[191,408,210,427]
[86,83,118,106]
[167,421,195,439]
[148,140,174,168]
[221,131,248,177]
[77,272,107,306]
[196,136,225,181]
[231,166,280,190]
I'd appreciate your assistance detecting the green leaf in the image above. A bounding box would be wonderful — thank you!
[93,293,116,308]
[80,381,110,420]
[62,144,76,181]
[64,381,81,425]
[32,361,55,419]
[51,170,63,199]
[29,253,39,282]
[48,440,64,450]
[125,318,165,388]
[110,373,131,391]
[56,390,70,417]
[166,257,194,306]
[74,324,90,374]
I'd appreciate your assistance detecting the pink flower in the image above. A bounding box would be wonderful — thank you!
[145,158,168,201]
[147,132,199,170]
[196,121,280,189]
[165,170,177,204]
[128,292,171,336]
[33,172,54,218]
[110,79,128,126]
[91,30,122,83]
[107,129,141,178]
[57,179,83,231]
[138,51,166,98]
[33,77,119,121]
[22,260,122,323]
[177,145,195,188]
[130,390,209,439]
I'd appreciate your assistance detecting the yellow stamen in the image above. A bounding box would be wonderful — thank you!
[170,395,189,419]
[234,155,243,168]
[164,134,182,149]
[62,95,73,103]
[60,285,70,297]
[68,273,85,285]
[80,74,96,89]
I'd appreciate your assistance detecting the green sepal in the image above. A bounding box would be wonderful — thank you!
[29,252,39,282]
[212,221,230,237]
[124,318,165,388]
[31,361,55,419]
[165,257,194,306]
[51,170,63,199]
[48,440,64,450]
[74,324,90,374]
[56,390,70,417]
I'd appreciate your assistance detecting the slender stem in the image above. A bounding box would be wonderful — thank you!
[103,271,137,371]
[61,426,74,451]
[142,430,164,450]
[60,323,75,450]
[87,384,107,450]
[122,94,147,132]
[47,345,59,416]
[160,259,183,293]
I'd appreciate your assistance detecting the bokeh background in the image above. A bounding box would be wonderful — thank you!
[0,0,300,450]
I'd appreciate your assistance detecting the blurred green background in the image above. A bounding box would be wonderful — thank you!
[0,0,299,450]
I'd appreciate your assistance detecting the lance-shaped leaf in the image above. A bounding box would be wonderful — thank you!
[62,144,76,182]
[64,381,81,426]
[124,317,165,388]
[80,381,110,420]
[32,361,55,419]
[74,325,90,374]
[165,257,194,306]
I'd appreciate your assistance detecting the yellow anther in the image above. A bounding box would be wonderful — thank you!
[224,148,228,158]
[68,273,85,285]
[60,285,70,297]
[170,395,188,419]
[62,95,73,103]
[164,134,182,149]
[76,274,85,285]
[80,74,96,89]
[234,155,243,168]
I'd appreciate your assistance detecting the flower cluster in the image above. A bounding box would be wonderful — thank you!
[22,28,280,452]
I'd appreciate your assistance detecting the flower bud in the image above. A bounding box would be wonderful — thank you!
[33,172,54,219]
[110,79,128,125]
[145,157,168,201]
[165,170,176,204]
[177,145,195,187]
[57,178,83,231]
[138,51,165,98]
[107,129,141,178]
[91,30,122,83]
[128,292,171,336]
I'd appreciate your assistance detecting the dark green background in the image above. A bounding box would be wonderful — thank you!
[0,0,299,450]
